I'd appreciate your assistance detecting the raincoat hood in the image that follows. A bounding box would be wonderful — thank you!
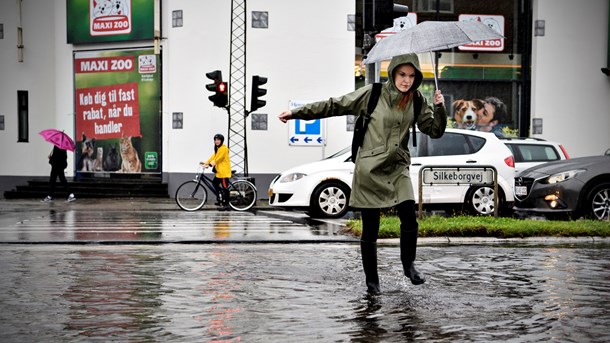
[387,53,423,93]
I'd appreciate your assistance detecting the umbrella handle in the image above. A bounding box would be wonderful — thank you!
[430,51,439,90]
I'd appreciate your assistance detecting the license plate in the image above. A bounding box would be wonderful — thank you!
[515,186,527,196]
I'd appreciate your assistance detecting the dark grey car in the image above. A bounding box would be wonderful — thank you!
[514,155,610,220]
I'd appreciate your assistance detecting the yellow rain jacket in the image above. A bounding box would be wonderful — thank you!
[206,145,232,178]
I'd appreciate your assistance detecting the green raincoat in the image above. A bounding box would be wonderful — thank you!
[291,53,447,208]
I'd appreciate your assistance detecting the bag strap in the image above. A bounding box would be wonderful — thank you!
[351,83,383,160]
[362,82,383,126]
[360,82,383,142]
[367,83,383,115]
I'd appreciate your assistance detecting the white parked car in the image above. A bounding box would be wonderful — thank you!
[268,128,516,218]
[500,137,570,174]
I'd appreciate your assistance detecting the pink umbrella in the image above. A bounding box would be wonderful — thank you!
[39,129,76,151]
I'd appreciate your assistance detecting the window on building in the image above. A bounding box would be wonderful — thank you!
[172,10,183,27]
[348,14,356,31]
[252,11,268,29]
[414,0,455,13]
[251,113,268,130]
[17,90,28,142]
[172,112,183,129]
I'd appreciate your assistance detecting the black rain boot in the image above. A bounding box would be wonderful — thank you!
[360,240,381,295]
[218,189,231,211]
[401,226,425,285]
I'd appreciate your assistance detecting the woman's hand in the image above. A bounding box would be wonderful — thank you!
[433,90,445,106]
[278,110,293,123]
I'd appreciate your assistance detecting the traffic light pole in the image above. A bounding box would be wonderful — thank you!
[362,1,409,85]
[228,0,249,176]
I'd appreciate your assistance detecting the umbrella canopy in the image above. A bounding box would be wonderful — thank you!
[39,129,75,151]
[363,20,504,65]
[362,21,504,89]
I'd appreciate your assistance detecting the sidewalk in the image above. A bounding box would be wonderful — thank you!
[0,197,273,212]
[1,198,608,246]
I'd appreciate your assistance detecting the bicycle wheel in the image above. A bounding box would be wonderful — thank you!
[228,180,257,211]
[175,180,208,211]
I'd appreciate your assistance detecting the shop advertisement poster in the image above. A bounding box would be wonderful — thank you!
[67,0,156,44]
[74,48,161,174]
[458,14,505,52]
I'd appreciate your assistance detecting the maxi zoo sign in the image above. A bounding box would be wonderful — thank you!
[90,0,132,36]
[458,14,504,52]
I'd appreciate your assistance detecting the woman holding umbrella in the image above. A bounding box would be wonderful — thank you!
[39,129,76,202]
[278,53,446,294]
[42,145,76,202]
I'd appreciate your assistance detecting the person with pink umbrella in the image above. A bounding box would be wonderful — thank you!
[39,129,76,202]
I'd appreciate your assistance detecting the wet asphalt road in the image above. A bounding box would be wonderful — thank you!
[0,198,356,244]
[1,199,609,342]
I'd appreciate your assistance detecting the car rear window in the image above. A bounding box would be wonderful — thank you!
[509,144,560,162]
[468,136,486,152]
[410,131,485,157]
[427,133,471,156]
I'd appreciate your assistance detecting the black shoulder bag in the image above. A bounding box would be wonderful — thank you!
[351,83,382,160]
[351,84,423,160]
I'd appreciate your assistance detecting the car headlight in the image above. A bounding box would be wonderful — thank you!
[279,173,307,183]
[543,169,585,184]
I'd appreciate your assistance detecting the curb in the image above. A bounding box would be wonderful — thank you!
[378,236,610,246]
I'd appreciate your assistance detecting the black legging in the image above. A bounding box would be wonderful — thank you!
[360,200,418,242]
[212,177,229,205]
[49,166,70,197]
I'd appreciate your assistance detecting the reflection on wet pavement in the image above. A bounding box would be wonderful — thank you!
[0,244,608,342]
[0,210,353,243]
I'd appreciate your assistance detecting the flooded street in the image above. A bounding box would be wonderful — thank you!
[1,243,608,342]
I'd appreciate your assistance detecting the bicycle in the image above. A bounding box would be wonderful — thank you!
[175,165,258,211]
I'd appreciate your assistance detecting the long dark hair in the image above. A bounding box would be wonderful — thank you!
[397,91,413,110]
[213,133,224,153]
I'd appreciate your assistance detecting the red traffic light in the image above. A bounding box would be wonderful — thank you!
[218,82,227,93]
[206,70,228,108]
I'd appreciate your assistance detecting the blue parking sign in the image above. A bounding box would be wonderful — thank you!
[295,119,321,135]
[288,100,325,146]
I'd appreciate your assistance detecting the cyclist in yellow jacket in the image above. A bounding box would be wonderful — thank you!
[201,133,232,211]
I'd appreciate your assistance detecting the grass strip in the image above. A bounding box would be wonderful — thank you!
[346,215,610,239]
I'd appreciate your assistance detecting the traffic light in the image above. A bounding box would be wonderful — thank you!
[206,70,228,108]
[250,75,267,112]
[363,0,409,32]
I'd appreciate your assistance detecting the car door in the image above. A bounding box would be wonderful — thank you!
[410,132,474,204]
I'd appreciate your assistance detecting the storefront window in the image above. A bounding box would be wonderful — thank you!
[357,0,529,138]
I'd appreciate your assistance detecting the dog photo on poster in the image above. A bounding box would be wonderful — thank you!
[450,96,511,137]
[66,0,155,44]
[73,48,160,174]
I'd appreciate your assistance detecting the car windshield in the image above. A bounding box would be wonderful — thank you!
[324,146,351,160]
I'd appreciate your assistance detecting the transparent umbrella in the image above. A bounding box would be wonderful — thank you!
[362,20,504,88]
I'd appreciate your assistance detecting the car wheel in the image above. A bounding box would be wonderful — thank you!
[309,181,350,218]
[466,186,503,216]
[584,182,610,220]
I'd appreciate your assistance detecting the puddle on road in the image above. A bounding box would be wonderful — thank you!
[0,244,609,342]
[1,210,352,242]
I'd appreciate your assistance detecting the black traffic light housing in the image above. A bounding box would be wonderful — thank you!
[363,0,409,32]
[250,75,267,112]
[206,70,228,108]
